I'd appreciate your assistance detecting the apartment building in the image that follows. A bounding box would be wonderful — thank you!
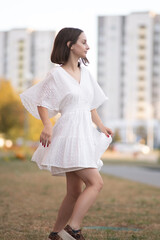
[0,28,55,91]
[97,12,160,148]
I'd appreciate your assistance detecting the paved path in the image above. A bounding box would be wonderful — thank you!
[101,164,160,188]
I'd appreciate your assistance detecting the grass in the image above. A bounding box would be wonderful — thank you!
[0,157,160,240]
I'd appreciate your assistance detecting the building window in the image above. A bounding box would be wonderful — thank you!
[138,45,146,50]
[153,60,159,66]
[139,34,146,39]
[138,55,146,60]
[19,46,24,52]
[138,107,144,111]
[19,39,24,44]
[138,86,145,91]
[138,65,145,70]
[18,64,24,69]
[19,55,24,61]
[139,25,146,29]
[138,76,145,81]
[18,73,23,78]
[138,96,145,101]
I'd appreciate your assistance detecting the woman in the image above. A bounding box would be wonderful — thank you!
[20,27,113,240]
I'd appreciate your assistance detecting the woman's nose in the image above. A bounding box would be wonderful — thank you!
[87,44,90,50]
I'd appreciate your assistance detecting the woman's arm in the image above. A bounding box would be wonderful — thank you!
[37,106,53,147]
[91,109,113,137]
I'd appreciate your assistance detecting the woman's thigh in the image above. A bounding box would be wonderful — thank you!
[74,168,104,189]
[66,171,84,198]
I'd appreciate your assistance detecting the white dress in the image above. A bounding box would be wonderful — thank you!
[20,65,112,176]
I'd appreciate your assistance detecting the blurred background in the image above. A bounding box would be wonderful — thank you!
[0,0,160,164]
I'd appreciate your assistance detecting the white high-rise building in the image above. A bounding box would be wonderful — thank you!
[0,28,55,91]
[98,12,160,148]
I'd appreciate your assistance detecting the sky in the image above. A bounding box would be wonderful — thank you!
[1,0,160,76]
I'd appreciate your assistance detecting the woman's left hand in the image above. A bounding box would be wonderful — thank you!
[99,124,113,137]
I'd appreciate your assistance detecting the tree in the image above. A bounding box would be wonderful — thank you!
[0,79,24,140]
[0,78,58,142]
[27,112,57,141]
[112,128,121,143]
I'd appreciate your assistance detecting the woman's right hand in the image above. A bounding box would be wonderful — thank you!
[40,122,53,147]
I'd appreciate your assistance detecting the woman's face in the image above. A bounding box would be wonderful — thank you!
[70,32,90,58]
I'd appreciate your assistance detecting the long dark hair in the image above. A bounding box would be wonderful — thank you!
[50,27,89,66]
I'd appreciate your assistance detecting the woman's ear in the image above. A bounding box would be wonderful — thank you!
[67,41,73,49]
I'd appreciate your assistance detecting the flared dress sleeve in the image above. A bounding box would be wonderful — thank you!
[89,72,109,111]
[19,72,60,119]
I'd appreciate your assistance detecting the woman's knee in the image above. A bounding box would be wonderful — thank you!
[75,168,104,192]
[93,178,104,192]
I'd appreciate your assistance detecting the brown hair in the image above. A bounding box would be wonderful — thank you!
[50,27,89,66]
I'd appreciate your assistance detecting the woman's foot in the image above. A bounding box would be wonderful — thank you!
[48,231,62,240]
[58,224,85,240]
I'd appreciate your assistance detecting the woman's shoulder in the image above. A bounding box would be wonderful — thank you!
[48,64,89,72]
[80,64,92,78]
[44,66,65,85]
[49,65,62,75]
[81,64,89,72]
[48,64,91,79]
[81,65,95,82]
[48,65,67,88]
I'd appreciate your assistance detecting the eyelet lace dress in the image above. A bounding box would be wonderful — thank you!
[20,65,112,176]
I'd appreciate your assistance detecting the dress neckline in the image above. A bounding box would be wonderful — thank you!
[59,65,82,86]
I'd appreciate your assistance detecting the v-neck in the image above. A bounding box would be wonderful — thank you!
[59,66,82,86]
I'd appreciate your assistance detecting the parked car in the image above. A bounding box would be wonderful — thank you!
[112,142,150,154]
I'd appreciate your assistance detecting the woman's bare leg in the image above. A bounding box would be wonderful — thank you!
[68,168,104,230]
[53,172,83,232]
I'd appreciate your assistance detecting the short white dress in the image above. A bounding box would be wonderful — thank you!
[20,65,112,176]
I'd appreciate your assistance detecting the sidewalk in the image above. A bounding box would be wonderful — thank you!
[102,150,159,163]
[101,164,160,188]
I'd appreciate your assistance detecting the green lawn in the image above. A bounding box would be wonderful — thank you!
[0,158,160,240]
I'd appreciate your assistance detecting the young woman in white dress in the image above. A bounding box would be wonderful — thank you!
[20,27,113,240]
